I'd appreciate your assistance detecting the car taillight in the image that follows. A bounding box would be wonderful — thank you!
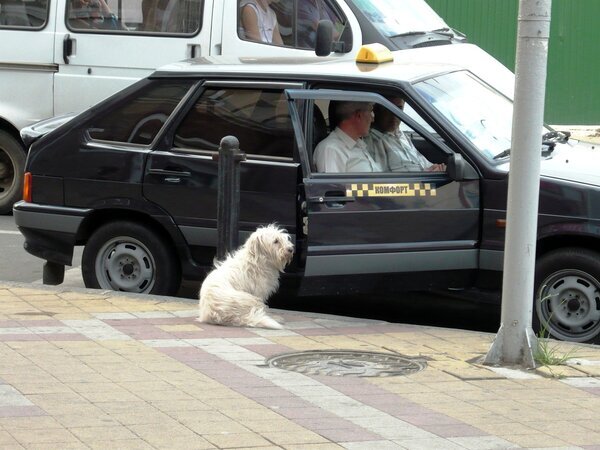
[23,172,32,203]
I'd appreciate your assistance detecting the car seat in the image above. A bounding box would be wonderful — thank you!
[328,101,339,131]
[311,106,328,171]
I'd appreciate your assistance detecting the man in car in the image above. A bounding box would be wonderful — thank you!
[313,101,381,173]
[365,97,445,172]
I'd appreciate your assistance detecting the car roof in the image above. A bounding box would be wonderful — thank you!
[153,46,467,84]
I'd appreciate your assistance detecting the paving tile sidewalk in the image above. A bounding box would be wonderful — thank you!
[0,282,599,449]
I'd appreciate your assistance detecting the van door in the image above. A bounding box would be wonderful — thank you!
[52,0,212,116]
[0,0,57,125]
[286,89,481,291]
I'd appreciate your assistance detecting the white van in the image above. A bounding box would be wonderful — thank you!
[0,0,514,214]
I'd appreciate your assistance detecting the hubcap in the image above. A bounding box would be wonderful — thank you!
[95,237,156,293]
[537,269,600,342]
[122,263,134,276]
[567,297,581,312]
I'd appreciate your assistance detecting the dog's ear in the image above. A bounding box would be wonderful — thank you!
[244,233,261,260]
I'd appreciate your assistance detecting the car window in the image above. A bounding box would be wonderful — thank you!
[238,0,348,50]
[0,0,49,29]
[413,70,554,160]
[414,71,513,160]
[87,79,194,144]
[305,93,448,174]
[67,0,203,34]
[173,87,295,159]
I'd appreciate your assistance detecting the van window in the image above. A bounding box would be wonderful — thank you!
[67,0,203,34]
[174,88,294,159]
[87,79,194,145]
[0,0,49,28]
[238,0,346,49]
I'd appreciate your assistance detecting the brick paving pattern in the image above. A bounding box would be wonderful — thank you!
[0,283,599,449]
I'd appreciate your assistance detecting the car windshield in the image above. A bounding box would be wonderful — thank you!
[414,70,549,160]
[351,0,448,37]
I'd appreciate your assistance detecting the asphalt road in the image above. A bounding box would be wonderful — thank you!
[0,214,501,334]
[0,215,84,286]
[0,214,44,283]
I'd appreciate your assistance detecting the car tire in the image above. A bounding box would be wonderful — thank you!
[0,130,26,215]
[534,248,600,344]
[82,221,181,296]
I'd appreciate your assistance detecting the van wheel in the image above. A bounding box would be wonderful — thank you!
[82,221,180,296]
[0,130,26,214]
[534,248,600,343]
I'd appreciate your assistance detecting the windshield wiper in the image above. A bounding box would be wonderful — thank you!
[388,30,426,38]
[541,130,570,156]
[493,131,571,160]
[389,28,455,39]
[431,27,455,37]
[493,149,511,160]
[542,130,570,146]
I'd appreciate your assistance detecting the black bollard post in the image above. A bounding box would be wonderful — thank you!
[213,136,246,262]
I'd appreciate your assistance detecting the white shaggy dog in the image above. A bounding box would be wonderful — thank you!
[198,224,294,329]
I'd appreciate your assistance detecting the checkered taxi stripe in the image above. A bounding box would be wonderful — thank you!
[346,183,437,197]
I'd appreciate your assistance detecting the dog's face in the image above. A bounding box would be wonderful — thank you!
[246,224,294,271]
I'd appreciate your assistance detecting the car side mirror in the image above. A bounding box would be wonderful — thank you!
[447,153,478,181]
[315,20,333,56]
[447,153,464,180]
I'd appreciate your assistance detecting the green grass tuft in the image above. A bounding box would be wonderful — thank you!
[533,292,578,375]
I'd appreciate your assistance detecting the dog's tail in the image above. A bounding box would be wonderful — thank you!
[255,314,284,330]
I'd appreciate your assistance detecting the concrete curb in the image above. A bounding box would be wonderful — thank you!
[0,279,198,305]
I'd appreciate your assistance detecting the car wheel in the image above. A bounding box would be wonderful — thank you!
[82,221,180,296]
[534,248,600,343]
[0,130,26,214]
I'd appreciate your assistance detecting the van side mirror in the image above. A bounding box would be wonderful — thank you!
[447,153,478,181]
[315,20,333,56]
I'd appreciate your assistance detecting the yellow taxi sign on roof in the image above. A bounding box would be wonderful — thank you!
[355,43,394,64]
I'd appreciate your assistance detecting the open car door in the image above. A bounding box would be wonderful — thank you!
[286,89,482,294]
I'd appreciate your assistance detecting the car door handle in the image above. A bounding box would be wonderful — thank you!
[148,169,191,177]
[308,196,355,203]
[63,34,73,64]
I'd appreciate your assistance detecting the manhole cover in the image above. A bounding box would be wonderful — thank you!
[266,350,426,377]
